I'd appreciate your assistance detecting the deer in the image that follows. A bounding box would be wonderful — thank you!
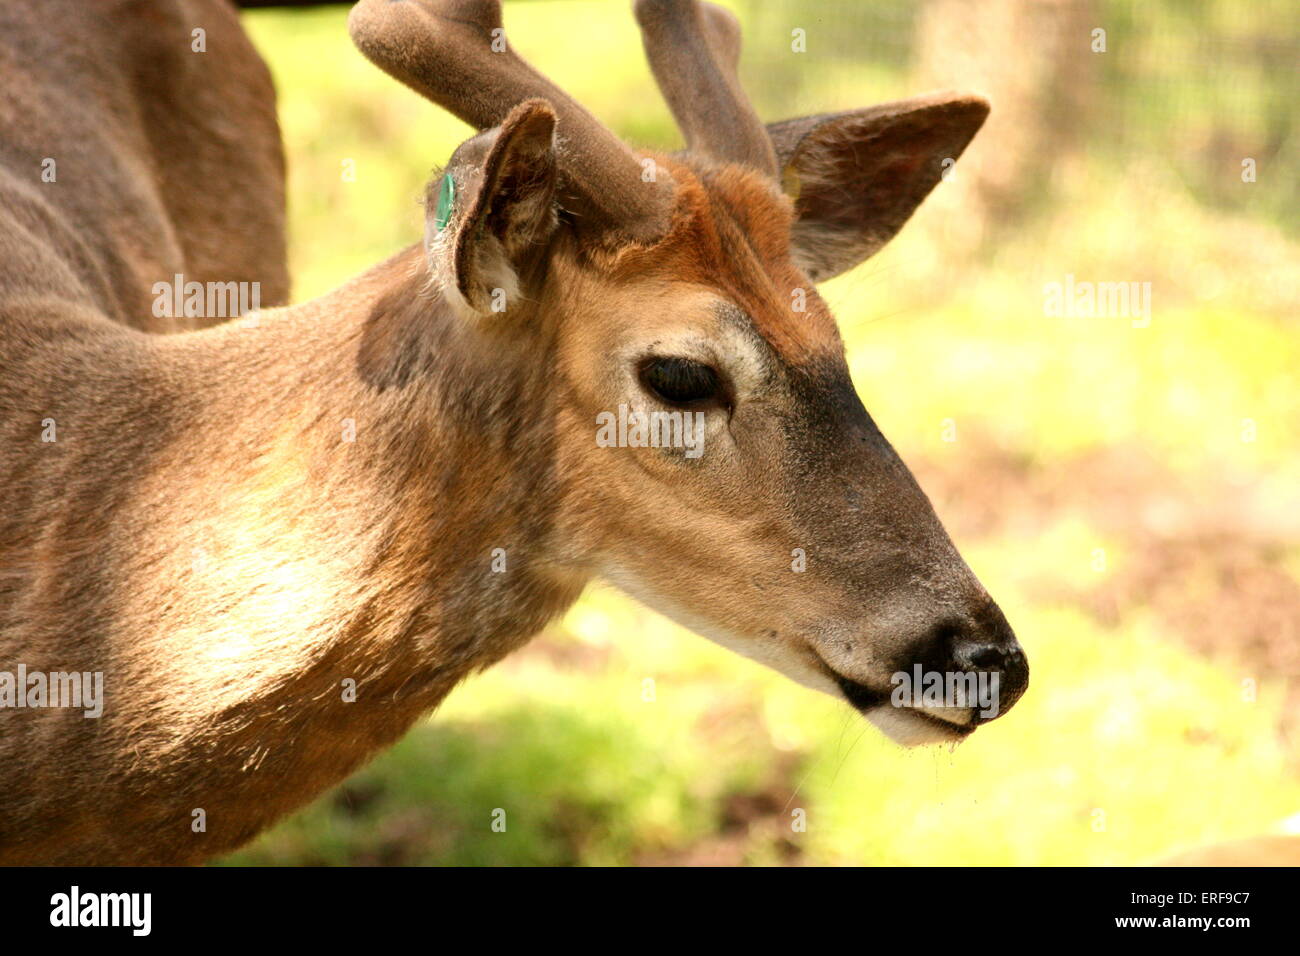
[0,0,1027,865]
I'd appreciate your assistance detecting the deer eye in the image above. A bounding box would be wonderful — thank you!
[639,357,722,405]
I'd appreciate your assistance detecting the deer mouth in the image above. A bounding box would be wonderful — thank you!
[871,705,978,746]
[831,672,978,746]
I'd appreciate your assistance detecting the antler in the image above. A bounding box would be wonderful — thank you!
[633,0,777,177]
[348,0,673,244]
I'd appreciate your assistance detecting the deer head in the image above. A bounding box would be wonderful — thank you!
[348,0,1027,745]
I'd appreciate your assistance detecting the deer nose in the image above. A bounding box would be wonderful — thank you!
[958,642,1012,670]
[921,606,1029,721]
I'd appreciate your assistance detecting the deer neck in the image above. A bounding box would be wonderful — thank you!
[142,245,586,737]
[1,247,591,863]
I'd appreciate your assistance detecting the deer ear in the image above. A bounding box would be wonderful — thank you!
[769,94,989,282]
[427,99,559,315]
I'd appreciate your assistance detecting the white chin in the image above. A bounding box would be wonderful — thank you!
[865,706,976,747]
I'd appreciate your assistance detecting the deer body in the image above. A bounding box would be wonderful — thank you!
[2,0,1027,864]
[2,246,587,862]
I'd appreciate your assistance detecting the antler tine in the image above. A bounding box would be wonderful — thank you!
[699,1,741,73]
[349,0,673,243]
[633,0,777,177]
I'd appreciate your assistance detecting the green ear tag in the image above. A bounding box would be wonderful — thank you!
[434,173,455,232]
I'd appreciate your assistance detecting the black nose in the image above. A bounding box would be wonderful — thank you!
[959,643,1010,670]
[921,606,1029,722]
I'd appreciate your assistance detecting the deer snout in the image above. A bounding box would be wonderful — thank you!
[923,603,1029,725]
[838,597,1029,746]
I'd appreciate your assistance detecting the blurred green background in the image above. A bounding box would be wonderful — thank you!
[223,0,1300,865]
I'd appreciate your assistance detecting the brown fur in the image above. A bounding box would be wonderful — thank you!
[0,0,287,329]
[611,161,841,363]
[1,0,1024,864]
